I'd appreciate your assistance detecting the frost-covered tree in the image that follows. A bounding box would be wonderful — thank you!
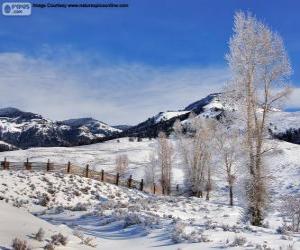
[144,153,158,186]
[280,194,300,232]
[214,119,241,206]
[174,117,216,199]
[226,11,292,225]
[115,154,129,176]
[157,132,173,195]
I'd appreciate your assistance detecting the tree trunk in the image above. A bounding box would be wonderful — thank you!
[229,185,233,206]
[206,190,210,201]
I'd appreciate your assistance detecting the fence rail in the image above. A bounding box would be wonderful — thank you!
[0,158,183,196]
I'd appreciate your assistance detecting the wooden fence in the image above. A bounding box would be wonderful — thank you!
[0,158,183,196]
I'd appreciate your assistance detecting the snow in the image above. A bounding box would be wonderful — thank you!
[0,119,23,133]
[0,164,299,249]
[269,110,300,133]
[0,138,300,249]
[0,138,160,179]
[154,111,190,123]
[0,201,88,249]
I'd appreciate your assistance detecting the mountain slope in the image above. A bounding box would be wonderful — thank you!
[0,108,120,149]
[122,93,300,145]
[121,93,225,138]
[0,138,300,249]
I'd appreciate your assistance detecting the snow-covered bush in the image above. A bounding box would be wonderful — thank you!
[172,221,209,243]
[123,212,157,228]
[51,233,68,246]
[12,238,31,250]
[34,228,45,241]
[71,202,88,211]
[73,230,97,247]
[36,193,50,207]
[12,199,28,208]
[230,235,247,247]
[123,213,142,228]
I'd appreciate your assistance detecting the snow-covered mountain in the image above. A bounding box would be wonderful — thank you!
[61,118,121,138]
[1,93,299,150]
[121,93,225,138]
[0,108,121,149]
[122,93,300,144]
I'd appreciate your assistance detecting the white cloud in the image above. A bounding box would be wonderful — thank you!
[286,87,300,109]
[0,52,230,124]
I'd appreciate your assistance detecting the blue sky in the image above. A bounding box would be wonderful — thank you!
[0,0,299,124]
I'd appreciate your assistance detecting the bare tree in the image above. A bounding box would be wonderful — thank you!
[280,194,300,232]
[115,154,129,176]
[144,153,158,186]
[174,117,216,199]
[157,131,173,195]
[214,119,241,206]
[226,11,292,225]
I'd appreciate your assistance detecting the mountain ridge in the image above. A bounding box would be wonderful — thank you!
[0,92,299,150]
[0,108,120,149]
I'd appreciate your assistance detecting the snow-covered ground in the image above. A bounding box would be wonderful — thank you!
[0,138,300,249]
[269,110,300,133]
[0,201,90,249]
[0,138,184,181]
[0,169,299,250]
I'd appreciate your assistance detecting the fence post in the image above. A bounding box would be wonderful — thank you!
[25,158,31,170]
[85,164,89,178]
[3,157,9,170]
[127,175,132,188]
[46,159,50,171]
[2,157,6,170]
[101,169,104,181]
[140,179,144,191]
[67,161,71,173]
[153,183,156,194]
[116,173,119,186]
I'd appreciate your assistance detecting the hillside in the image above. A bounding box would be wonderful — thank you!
[0,138,299,249]
[122,93,300,145]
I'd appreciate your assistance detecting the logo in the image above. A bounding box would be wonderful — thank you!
[2,2,31,16]
[4,4,11,13]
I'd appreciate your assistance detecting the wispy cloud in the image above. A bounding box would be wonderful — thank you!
[0,52,229,124]
[286,87,300,110]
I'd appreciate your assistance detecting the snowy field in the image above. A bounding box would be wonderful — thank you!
[0,138,300,249]
[0,169,299,250]
[0,138,185,183]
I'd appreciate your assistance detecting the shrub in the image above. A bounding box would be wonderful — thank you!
[44,243,55,250]
[230,235,247,247]
[34,228,45,241]
[37,193,50,207]
[124,213,142,228]
[71,202,88,211]
[51,233,68,246]
[171,221,209,243]
[12,238,31,250]
[73,230,97,248]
